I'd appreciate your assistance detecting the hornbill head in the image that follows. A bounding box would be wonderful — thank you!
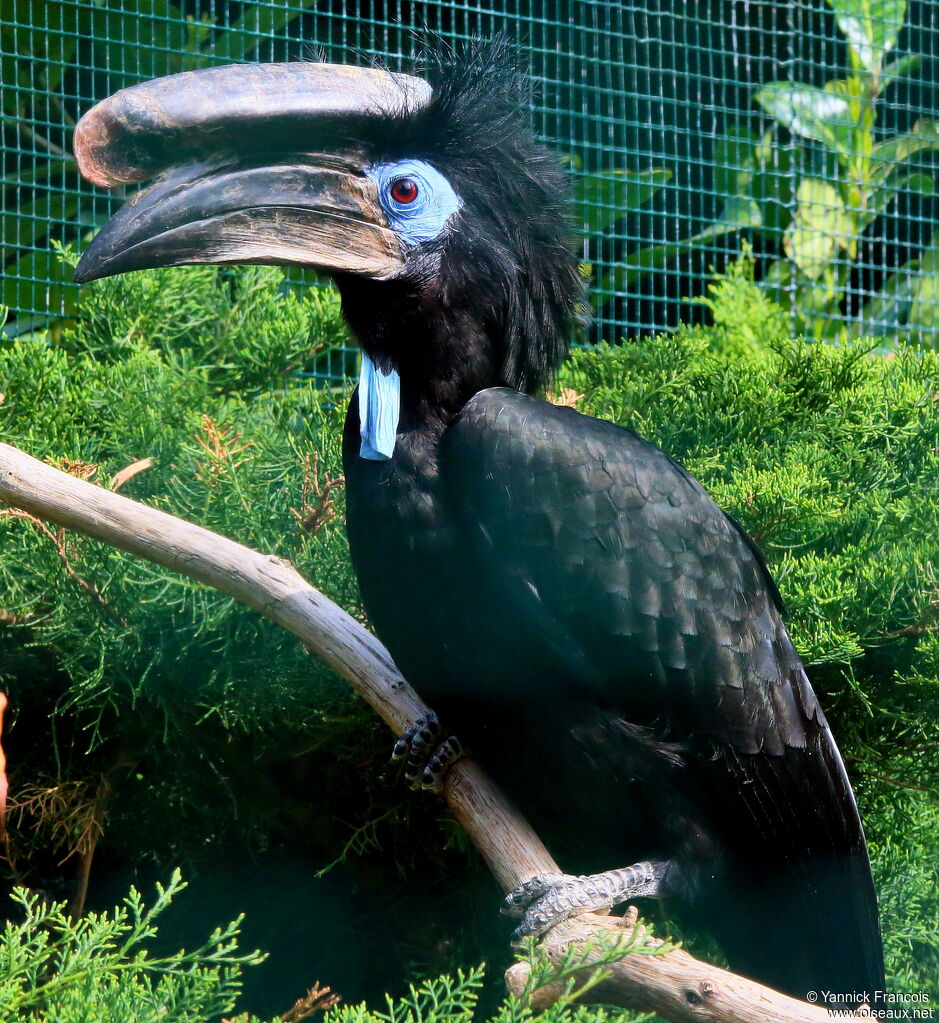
[73,42,583,410]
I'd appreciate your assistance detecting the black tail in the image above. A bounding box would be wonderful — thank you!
[711,738,884,1009]
[723,846,885,1009]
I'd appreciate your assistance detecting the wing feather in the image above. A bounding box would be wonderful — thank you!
[443,386,884,997]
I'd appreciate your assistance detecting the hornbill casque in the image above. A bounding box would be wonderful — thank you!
[72,40,885,1007]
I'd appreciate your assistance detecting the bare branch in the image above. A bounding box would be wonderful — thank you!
[0,442,552,889]
[0,442,865,1023]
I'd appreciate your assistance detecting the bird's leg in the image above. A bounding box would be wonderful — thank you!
[391,711,463,792]
[502,860,673,944]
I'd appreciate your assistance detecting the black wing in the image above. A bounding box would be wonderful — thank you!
[443,386,884,1000]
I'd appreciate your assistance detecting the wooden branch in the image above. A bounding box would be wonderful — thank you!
[0,442,861,1023]
[0,443,554,890]
[505,911,870,1023]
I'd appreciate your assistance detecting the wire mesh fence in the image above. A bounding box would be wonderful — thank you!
[2,0,938,377]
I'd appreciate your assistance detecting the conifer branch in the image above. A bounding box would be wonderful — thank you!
[0,441,867,1023]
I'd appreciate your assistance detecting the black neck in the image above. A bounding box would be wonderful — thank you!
[336,239,579,432]
[337,274,514,431]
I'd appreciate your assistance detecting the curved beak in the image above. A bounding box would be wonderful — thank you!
[73,62,432,284]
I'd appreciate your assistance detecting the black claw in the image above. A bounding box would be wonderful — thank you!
[391,736,412,761]
[502,873,563,920]
[391,715,463,792]
[391,713,440,764]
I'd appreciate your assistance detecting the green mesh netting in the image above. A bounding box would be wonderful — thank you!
[3,1,938,376]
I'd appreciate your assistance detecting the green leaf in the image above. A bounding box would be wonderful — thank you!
[859,262,918,337]
[749,145,798,239]
[891,172,935,197]
[0,247,77,321]
[711,126,761,196]
[909,238,939,344]
[864,173,934,232]
[712,196,763,233]
[775,253,850,338]
[881,53,921,90]
[755,82,854,156]
[599,213,751,293]
[856,232,939,344]
[825,0,907,74]
[573,168,670,233]
[871,120,939,182]
[784,179,856,280]
[86,0,215,85]
[785,223,837,281]
[0,189,81,255]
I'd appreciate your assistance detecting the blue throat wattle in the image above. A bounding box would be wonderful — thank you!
[358,353,400,460]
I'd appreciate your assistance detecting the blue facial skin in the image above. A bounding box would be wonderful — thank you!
[358,160,462,460]
[369,159,463,247]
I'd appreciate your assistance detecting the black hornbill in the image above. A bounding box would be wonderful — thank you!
[72,41,884,1006]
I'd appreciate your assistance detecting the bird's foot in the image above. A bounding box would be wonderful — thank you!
[391,712,463,792]
[501,860,671,945]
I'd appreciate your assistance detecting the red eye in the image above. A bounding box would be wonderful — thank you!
[390,177,419,204]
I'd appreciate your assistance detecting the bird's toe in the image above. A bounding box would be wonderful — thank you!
[391,713,463,791]
[504,863,671,946]
[504,872,599,942]
[501,872,566,919]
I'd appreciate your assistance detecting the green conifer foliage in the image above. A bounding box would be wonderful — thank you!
[560,264,939,992]
[0,260,371,874]
[0,255,935,1010]
[0,871,265,1023]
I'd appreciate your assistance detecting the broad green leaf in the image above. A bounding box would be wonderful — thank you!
[761,258,845,337]
[864,173,934,231]
[761,257,796,302]
[755,83,854,156]
[785,223,838,281]
[796,278,841,319]
[748,146,797,239]
[0,247,77,321]
[87,0,215,84]
[871,120,939,182]
[2,159,73,188]
[599,216,747,293]
[859,262,918,337]
[0,39,35,107]
[0,1,87,95]
[784,179,856,279]
[799,281,845,339]
[855,233,939,344]
[823,78,875,152]
[793,179,852,232]
[711,197,763,233]
[897,173,936,197]
[0,189,80,257]
[909,237,939,343]
[184,14,215,58]
[826,0,907,74]
[881,53,921,90]
[711,126,761,197]
[574,168,670,233]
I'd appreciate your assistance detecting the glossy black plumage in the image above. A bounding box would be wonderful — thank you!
[337,42,884,1003]
[72,36,885,1006]
[344,383,884,999]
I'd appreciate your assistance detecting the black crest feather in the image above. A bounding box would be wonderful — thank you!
[370,37,586,394]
